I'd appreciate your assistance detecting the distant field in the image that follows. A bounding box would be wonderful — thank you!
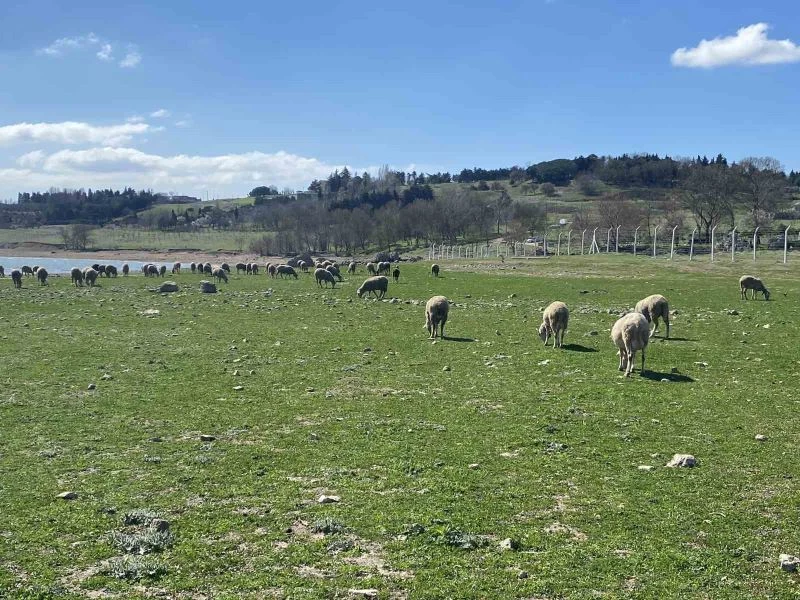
[2,257,800,598]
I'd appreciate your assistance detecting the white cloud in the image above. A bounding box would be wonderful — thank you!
[126,115,146,123]
[672,23,800,68]
[150,109,170,118]
[0,147,346,196]
[120,50,141,68]
[174,120,191,128]
[96,43,114,61]
[0,121,152,146]
[37,33,99,56]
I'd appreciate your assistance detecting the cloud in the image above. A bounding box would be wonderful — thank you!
[672,23,800,68]
[150,109,170,118]
[37,33,99,56]
[174,120,191,128]
[0,147,346,196]
[96,44,114,61]
[0,121,152,146]
[120,50,141,68]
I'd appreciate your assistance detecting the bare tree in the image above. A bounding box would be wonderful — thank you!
[736,157,785,235]
[681,164,737,241]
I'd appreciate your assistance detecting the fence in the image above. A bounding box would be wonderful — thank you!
[427,225,798,264]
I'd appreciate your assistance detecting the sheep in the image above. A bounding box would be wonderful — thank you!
[141,263,150,275]
[91,264,101,272]
[71,267,84,286]
[611,312,650,377]
[203,262,212,275]
[122,263,130,276]
[634,294,670,339]
[97,265,106,277]
[221,263,231,273]
[537,302,569,348]
[21,265,33,277]
[276,265,298,279]
[236,262,247,274]
[36,267,48,285]
[159,265,167,277]
[212,267,228,283]
[84,268,99,287]
[425,295,449,339]
[11,269,22,288]
[366,262,377,275]
[326,264,343,282]
[268,264,277,278]
[0,265,4,277]
[392,267,400,283]
[356,276,388,299]
[348,261,357,274]
[33,266,40,274]
[172,262,181,274]
[377,261,391,275]
[299,261,310,273]
[431,264,440,277]
[106,265,118,277]
[147,264,160,277]
[246,263,253,274]
[251,263,259,275]
[315,268,337,288]
[190,262,197,274]
[739,275,770,301]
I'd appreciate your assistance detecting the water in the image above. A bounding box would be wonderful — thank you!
[0,256,164,274]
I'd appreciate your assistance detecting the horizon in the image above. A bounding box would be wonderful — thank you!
[1,0,799,200]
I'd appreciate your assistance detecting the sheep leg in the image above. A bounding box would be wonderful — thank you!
[664,315,670,339]
[640,347,646,375]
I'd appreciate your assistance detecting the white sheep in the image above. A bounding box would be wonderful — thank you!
[84,268,99,286]
[739,275,770,300]
[212,267,228,283]
[356,275,388,299]
[377,261,391,275]
[326,264,343,281]
[348,261,357,274]
[276,265,298,279]
[366,262,377,275]
[611,312,650,377]
[315,268,337,288]
[635,294,670,339]
[538,301,569,348]
[425,295,449,339]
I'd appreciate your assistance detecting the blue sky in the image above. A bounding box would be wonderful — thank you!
[0,0,798,200]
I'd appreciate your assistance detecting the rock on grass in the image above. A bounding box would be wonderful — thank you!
[666,454,696,468]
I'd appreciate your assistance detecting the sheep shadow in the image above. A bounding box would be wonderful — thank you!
[562,343,597,353]
[654,336,694,342]
[640,370,695,383]
[441,336,476,343]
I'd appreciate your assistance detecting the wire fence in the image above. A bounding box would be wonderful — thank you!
[428,225,798,264]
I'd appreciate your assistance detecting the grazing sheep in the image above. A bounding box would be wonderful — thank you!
[106,265,118,277]
[377,261,391,275]
[97,265,106,277]
[203,263,212,275]
[425,295,449,339]
[21,265,33,277]
[190,262,197,274]
[236,262,247,274]
[299,261,310,273]
[172,262,181,274]
[276,265,298,279]
[356,276,389,299]
[251,263,259,275]
[366,262,377,275]
[122,263,129,276]
[635,294,670,339]
[740,275,770,301]
[431,264,440,277]
[315,267,337,288]
[159,265,167,277]
[11,269,22,288]
[392,267,400,283]
[268,264,277,278]
[147,264,160,277]
[538,301,569,348]
[84,268,99,287]
[36,268,48,285]
[0,265,4,277]
[246,263,253,274]
[212,267,228,283]
[142,263,150,275]
[33,266,40,274]
[611,312,650,377]
[348,261,356,274]
[71,267,84,286]
[91,264,101,272]
[326,264,343,282]
[221,263,231,273]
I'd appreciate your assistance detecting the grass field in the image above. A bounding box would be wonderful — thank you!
[2,257,800,598]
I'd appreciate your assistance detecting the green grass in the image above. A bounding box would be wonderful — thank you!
[1,257,800,598]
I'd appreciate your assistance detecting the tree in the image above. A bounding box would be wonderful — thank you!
[61,223,94,250]
[736,157,785,234]
[681,163,737,241]
[249,185,277,197]
[507,201,546,241]
[574,173,601,196]
[596,194,644,230]
[540,182,556,197]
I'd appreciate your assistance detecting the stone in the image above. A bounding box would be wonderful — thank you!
[499,537,519,551]
[348,590,378,599]
[87,383,96,390]
[149,436,163,442]
[518,570,529,579]
[318,495,341,504]
[150,518,170,532]
[585,330,599,336]
[666,454,696,468]
[200,281,217,293]
[468,463,479,469]
[670,367,680,374]
[233,370,240,376]
[442,366,451,372]
[101,373,113,380]
[638,465,654,472]
[57,491,78,500]
[158,282,179,293]
[200,434,216,442]
[780,554,800,572]
[233,385,244,391]
[755,434,767,442]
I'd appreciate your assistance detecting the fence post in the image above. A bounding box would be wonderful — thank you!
[634,226,640,256]
[785,226,791,264]
[670,225,678,260]
[689,228,696,261]
[752,227,759,262]
[557,232,562,256]
[590,228,599,254]
[543,232,549,256]
[581,230,587,255]
[567,230,572,255]
[606,228,612,253]
[653,225,660,257]
[731,228,736,262]
[615,225,620,253]
[711,225,718,262]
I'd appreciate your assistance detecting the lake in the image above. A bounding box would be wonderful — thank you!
[0,256,165,274]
